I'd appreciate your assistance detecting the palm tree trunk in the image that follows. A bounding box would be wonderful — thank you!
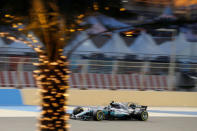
[34,53,70,131]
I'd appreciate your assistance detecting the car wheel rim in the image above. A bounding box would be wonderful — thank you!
[142,112,148,120]
[97,112,104,120]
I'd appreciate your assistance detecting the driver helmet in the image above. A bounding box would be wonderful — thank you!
[110,101,114,105]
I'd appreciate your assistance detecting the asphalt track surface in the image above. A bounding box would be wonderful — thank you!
[0,117,197,131]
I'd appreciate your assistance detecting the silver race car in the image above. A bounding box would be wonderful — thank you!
[70,101,148,121]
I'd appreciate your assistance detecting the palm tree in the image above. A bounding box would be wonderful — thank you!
[0,0,135,130]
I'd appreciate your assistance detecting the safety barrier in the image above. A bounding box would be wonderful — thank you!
[0,89,23,106]
[0,88,196,106]
[21,89,197,106]
[0,71,170,90]
[0,71,36,87]
[0,56,197,91]
[70,73,170,90]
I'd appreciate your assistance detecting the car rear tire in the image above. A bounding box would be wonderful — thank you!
[93,110,105,121]
[73,107,84,115]
[138,111,148,121]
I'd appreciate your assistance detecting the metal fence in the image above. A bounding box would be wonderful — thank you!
[0,56,196,91]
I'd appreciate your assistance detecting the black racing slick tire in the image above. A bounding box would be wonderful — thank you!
[93,110,105,121]
[138,111,148,121]
[73,107,84,115]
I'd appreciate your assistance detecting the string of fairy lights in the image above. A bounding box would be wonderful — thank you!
[33,51,70,130]
[0,32,39,49]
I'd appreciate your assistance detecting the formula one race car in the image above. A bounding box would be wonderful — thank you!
[70,101,148,121]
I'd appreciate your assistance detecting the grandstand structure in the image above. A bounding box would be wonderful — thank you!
[131,0,197,7]
[123,0,197,20]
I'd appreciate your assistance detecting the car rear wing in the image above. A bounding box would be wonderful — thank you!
[140,106,147,110]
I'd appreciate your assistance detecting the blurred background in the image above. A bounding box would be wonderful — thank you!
[0,0,197,91]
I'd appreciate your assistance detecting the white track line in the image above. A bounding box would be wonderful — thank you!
[0,109,39,117]
[0,107,197,117]
[149,112,197,117]
[149,107,197,111]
